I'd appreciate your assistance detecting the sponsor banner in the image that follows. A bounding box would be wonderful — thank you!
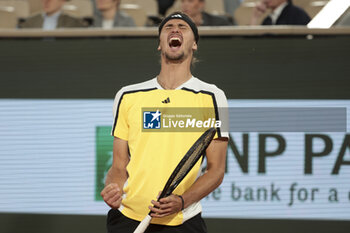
[0,99,349,220]
[228,107,346,132]
[95,126,114,201]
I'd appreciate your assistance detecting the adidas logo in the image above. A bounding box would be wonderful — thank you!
[162,97,170,104]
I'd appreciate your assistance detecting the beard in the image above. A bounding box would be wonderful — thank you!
[164,51,185,62]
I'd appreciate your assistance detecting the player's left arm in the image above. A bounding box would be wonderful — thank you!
[150,137,228,218]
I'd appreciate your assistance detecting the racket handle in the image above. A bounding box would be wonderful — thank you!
[133,215,152,233]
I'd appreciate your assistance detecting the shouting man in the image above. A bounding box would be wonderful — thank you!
[101,12,228,233]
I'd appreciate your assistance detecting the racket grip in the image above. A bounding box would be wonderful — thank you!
[133,215,152,233]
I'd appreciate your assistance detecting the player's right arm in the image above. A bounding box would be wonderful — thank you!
[100,137,129,209]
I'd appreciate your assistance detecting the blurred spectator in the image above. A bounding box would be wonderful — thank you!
[224,0,243,17]
[181,0,233,26]
[157,0,175,16]
[19,0,87,29]
[250,0,310,25]
[94,0,135,28]
[145,0,175,26]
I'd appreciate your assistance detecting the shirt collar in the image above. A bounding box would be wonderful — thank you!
[43,10,61,20]
[154,76,195,90]
[269,2,288,24]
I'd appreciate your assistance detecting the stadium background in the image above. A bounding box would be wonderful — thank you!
[0,28,350,233]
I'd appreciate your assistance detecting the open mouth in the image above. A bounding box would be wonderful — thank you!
[168,37,182,48]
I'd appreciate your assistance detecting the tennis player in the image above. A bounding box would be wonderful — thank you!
[101,12,229,233]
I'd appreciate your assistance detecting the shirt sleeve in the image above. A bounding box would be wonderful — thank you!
[214,88,229,139]
[111,88,129,140]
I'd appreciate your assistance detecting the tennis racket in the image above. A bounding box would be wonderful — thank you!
[133,127,217,233]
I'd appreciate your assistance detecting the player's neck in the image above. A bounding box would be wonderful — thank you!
[158,61,192,90]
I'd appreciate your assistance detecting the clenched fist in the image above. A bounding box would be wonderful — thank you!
[100,183,123,209]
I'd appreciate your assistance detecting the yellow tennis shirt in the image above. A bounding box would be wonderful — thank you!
[111,77,228,226]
